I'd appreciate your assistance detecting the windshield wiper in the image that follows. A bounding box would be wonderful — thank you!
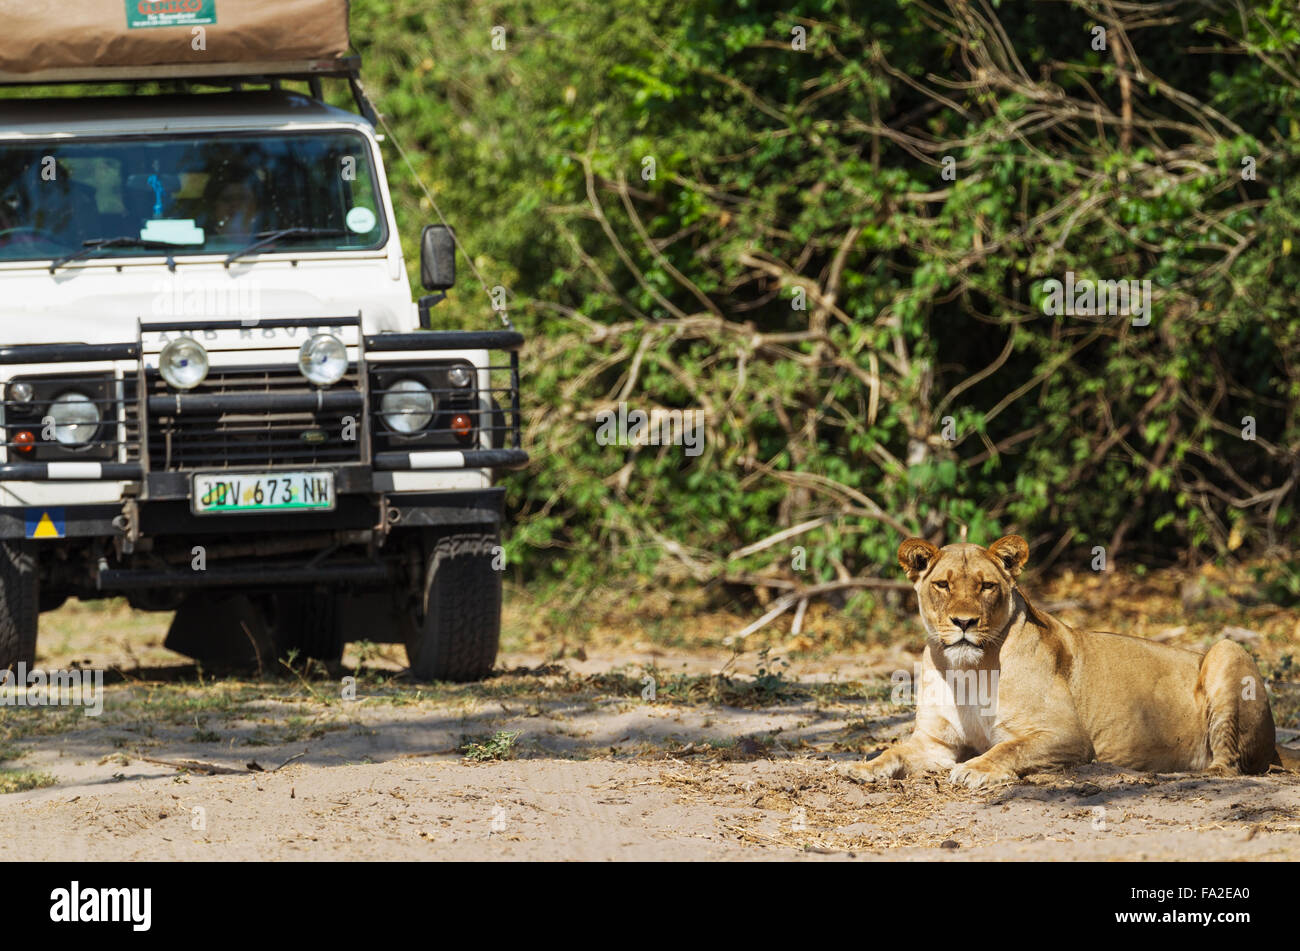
[49,236,185,273]
[224,228,349,266]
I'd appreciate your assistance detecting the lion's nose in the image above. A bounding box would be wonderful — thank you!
[951,616,978,632]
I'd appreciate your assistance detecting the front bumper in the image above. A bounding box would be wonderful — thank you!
[1,485,507,593]
[0,448,528,484]
[0,484,508,540]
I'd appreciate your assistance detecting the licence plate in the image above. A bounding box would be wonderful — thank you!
[192,471,335,514]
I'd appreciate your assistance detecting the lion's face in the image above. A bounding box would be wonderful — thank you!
[897,536,1029,666]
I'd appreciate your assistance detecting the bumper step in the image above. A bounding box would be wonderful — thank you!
[373,449,528,470]
[0,462,145,481]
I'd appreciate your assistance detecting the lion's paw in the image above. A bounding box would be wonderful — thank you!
[949,760,1018,790]
[839,756,902,785]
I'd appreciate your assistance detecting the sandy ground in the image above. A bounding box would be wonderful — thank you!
[2,601,1299,861]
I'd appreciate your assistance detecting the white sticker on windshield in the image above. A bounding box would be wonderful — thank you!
[140,219,205,245]
[346,207,377,234]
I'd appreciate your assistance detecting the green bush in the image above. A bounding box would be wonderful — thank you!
[352,0,1300,601]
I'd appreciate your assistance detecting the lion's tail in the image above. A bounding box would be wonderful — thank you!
[1273,744,1300,772]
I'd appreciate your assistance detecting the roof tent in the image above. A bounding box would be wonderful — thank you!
[0,1,374,121]
[0,0,350,79]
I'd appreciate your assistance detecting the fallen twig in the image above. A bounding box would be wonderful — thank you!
[139,757,246,776]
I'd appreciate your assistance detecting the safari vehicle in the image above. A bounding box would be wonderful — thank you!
[0,53,527,680]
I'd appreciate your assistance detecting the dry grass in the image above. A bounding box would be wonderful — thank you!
[0,770,56,795]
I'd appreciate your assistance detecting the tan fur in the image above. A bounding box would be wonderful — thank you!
[847,535,1296,789]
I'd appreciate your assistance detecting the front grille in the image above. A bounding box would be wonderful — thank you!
[138,365,365,471]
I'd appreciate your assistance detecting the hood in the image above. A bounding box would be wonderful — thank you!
[0,254,415,345]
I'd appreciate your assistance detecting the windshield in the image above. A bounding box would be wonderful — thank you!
[0,130,387,263]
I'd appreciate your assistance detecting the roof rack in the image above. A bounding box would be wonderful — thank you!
[0,55,378,125]
[0,55,359,86]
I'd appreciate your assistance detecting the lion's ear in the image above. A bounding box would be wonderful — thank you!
[988,534,1029,577]
[898,537,940,582]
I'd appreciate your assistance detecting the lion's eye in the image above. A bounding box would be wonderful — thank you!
[980,582,997,591]
[933,581,949,590]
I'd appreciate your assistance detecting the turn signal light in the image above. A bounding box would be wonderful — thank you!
[12,430,34,454]
[450,413,473,440]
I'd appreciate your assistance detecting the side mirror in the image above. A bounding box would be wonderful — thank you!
[419,224,456,291]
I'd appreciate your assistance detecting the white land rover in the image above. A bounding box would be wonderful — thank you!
[0,61,526,680]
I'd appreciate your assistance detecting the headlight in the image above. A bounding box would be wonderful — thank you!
[380,379,434,434]
[48,392,100,446]
[446,365,473,388]
[7,381,33,405]
[298,333,348,386]
[159,338,209,390]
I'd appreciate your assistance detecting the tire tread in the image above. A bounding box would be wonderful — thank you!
[0,541,39,671]
[406,531,501,682]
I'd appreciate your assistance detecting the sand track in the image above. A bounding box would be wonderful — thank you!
[2,636,1297,860]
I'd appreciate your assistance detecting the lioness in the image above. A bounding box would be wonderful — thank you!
[849,535,1300,789]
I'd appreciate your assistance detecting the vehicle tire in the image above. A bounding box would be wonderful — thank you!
[0,541,39,671]
[272,588,345,664]
[405,530,501,682]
